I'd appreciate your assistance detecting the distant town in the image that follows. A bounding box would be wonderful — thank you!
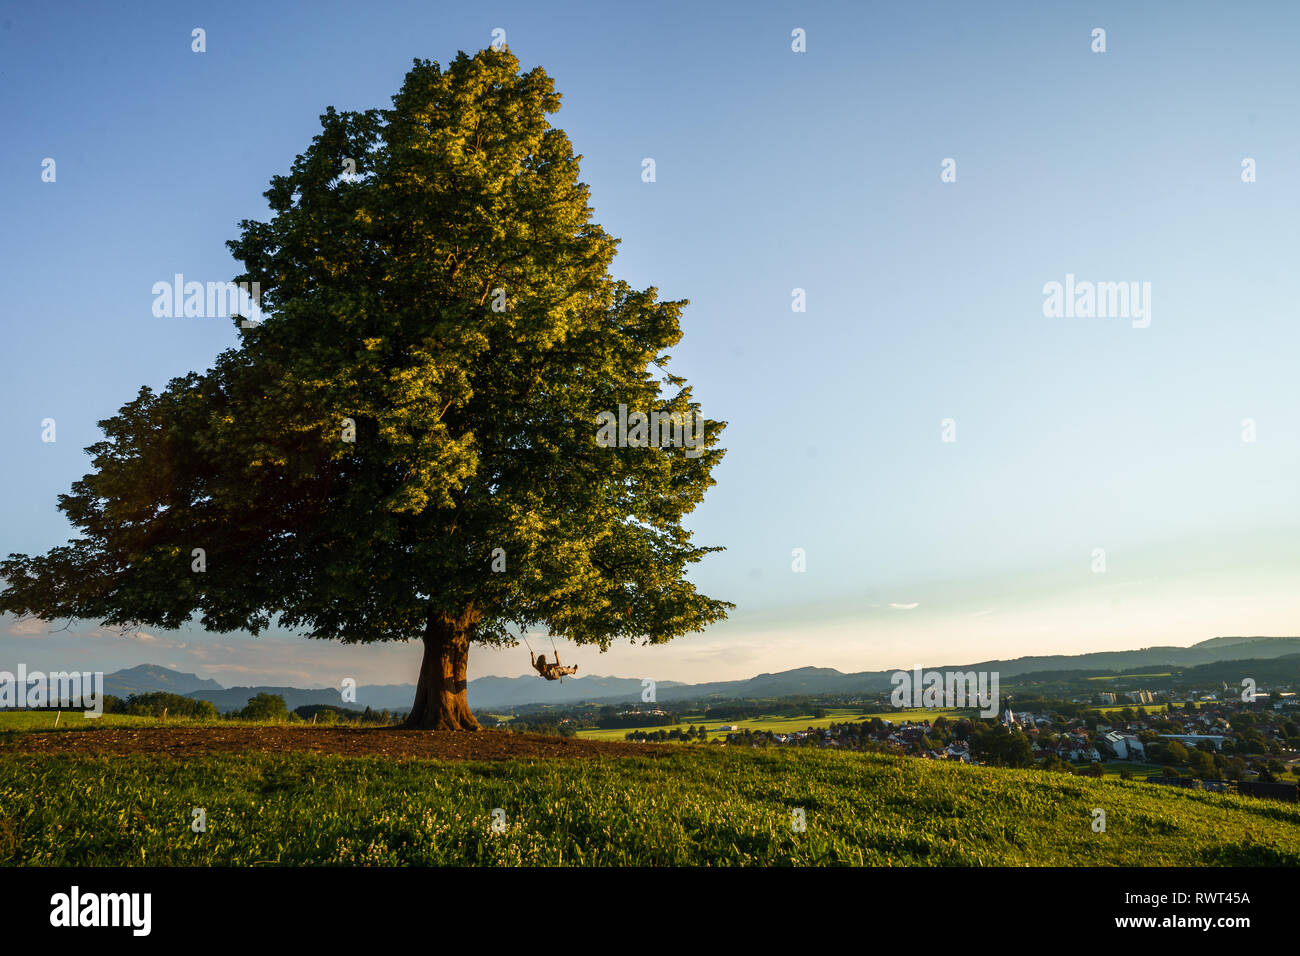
[572,680,1300,801]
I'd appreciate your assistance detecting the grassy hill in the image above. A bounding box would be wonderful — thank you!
[1,742,1297,865]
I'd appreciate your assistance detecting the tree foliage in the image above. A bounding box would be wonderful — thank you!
[240,693,289,722]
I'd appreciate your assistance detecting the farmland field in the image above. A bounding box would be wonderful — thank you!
[1,725,1297,866]
[1086,673,1172,681]
[576,707,974,742]
[1096,702,1173,716]
[1096,760,1163,779]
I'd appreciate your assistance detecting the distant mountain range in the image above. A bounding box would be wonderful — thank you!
[104,664,223,697]
[101,635,1300,713]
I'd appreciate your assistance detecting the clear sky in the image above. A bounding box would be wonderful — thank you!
[2,0,1297,689]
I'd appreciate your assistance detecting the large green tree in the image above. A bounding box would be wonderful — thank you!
[0,49,730,729]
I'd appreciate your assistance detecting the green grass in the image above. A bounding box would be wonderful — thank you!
[2,745,1297,866]
[0,711,210,732]
[1095,760,1162,778]
[1096,702,1172,716]
[857,707,972,723]
[0,711,316,733]
[1086,673,1172,681]
[576,707,971,742]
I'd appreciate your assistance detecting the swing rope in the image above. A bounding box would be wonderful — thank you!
[516,630,557,657]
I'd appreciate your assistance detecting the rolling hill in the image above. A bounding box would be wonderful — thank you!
[97,635,1300,712]
[103,664,222,698]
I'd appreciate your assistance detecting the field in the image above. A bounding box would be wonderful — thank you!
[2,721,1299,866]
[0,711,211,731]
[1086,673,1172,681]
[576,707,974,742]
[0,711,308,732]
[1096,760,1163,779]
[1096,702,1172,716]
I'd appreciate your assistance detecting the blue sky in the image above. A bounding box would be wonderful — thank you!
[2,0,1297,688]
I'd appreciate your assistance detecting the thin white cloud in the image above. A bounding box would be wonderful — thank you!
[108,629,189,650]
[889,603,919,610]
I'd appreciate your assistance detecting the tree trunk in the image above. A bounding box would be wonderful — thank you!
[402,610,481,730]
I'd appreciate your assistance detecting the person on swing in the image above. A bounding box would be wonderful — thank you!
[531,650,578,681]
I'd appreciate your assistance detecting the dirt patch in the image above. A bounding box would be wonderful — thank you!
[2,727,673,761]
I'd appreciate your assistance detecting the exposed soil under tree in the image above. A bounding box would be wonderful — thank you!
[4,727,672,760]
